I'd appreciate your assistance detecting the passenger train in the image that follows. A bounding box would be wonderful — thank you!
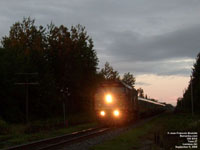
[94,80,166,125]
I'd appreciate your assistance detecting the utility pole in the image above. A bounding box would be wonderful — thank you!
[60,87,70,127]
[190,76,194,116]
[15,73,39,123]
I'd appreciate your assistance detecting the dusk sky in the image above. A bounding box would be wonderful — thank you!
[1,0,200,105]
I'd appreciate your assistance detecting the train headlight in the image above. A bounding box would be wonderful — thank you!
[100,111,105,116]
[105,94,112,103]
[113,110,119,117]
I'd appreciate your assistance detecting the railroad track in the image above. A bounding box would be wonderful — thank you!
[3,127,110,150]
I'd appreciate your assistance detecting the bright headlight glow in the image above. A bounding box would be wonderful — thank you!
[113,110,119,116]
[105,94,112,103]
[100,111,105,116]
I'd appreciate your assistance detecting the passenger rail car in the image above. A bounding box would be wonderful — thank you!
[138,97,166,117]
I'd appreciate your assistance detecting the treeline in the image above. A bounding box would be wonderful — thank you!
[176,52,200,114]
[0,18,100,123]
[0,18,136,123]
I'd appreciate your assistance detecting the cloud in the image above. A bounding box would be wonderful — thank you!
[0,0,200,77]
[97,24,199,76]
[106,24,200,62]
[135,82,151,86]
[112,58,194,76]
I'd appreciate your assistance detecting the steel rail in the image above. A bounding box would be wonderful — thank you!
[38,128,110,150]
[3,127,109,150]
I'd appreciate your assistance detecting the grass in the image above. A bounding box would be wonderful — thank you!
[0,113,97,149]
[0,122,97,149]
[91,112,200,150]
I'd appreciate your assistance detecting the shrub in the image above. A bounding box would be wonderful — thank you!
[0,119,9,135]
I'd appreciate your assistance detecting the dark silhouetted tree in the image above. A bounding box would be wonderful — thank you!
[0,17,99,123]
[176,52,200,113]
[100,62,120,80]
[137,88,144,98]
[122,72,135,87]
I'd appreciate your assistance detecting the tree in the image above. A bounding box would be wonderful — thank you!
[2,17,46,54]
[0,18,52,122]
[137,88,144,98]
[122,72,135,87]
[0,17,99,123]
[176,52,200,113]
[192,53,200,112]
[100,62,120,80]
[47,24,99,112]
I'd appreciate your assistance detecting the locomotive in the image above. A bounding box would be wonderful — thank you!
[94,80,165,125]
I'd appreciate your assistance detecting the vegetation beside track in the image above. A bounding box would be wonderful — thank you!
[92,112,200,150]
[0,113,97,149]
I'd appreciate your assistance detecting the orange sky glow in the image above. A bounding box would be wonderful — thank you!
[135,74,190,106]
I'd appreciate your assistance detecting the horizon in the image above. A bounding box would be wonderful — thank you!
[1,0,200,106]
